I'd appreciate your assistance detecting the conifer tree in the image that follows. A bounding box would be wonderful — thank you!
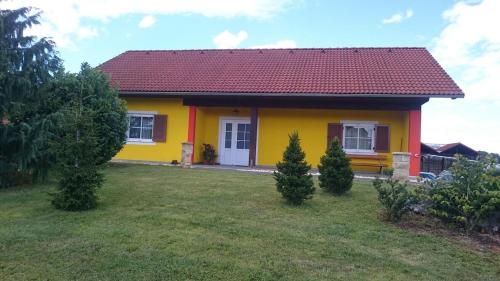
[51,64,127,211]
[318,137,354,195]
[274,132,315,205]
[0,7,62,187]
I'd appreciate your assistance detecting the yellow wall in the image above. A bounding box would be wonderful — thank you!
[257,108,408,170]
[115,98,409,172]
[193,107,250,163]
[192,107,408,172]
[114,97,189,162]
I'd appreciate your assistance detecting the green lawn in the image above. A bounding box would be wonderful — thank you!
[0,164,498,281]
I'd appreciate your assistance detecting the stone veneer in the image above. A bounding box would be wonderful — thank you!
[392,152,410,180]
[181,142,193,168]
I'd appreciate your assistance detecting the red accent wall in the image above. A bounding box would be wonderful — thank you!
[187,106,197,161]
[408,109,421,176]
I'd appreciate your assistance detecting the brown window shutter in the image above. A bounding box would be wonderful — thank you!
[327,123,343,147]
[375,125,390,152]
[152,115,167,142]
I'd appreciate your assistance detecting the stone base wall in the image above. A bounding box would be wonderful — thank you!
[181,142,193,168]
[392,152,410,180]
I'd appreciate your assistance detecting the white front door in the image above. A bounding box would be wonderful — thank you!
[219,118,251,166]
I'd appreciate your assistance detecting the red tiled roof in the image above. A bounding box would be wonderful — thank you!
[99,48,463,97]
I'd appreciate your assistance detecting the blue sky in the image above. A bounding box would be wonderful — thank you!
[2,0,500,153]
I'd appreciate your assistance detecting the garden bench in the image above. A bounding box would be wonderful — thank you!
[348,155,388,174]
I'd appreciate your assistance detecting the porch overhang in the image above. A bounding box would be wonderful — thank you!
[181,95,429,111]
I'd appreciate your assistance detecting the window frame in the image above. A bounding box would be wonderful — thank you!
[126,113,155,143]
[342,123,376,154]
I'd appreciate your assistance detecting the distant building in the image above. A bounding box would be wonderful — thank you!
[422,142,478,159]
[420,142,478,174]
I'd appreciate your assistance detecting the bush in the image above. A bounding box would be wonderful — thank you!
[382,167,394,177]
[373,177,413,222]
[52,162,103,211]
[51,108,103,211]
[50,64,127,211]
[427,155,500,235]
[318,137,353,195]
[202,144,217,164]
[274,132,315,205]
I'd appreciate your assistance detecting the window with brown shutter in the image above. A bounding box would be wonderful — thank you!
[375,125,390,152]
[327,123,343,148]
[152,114,167,142]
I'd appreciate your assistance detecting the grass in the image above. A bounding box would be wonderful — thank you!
[0,164,498,281]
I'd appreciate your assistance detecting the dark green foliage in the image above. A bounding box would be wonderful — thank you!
[51,114,103,210]
[318,137,354,195]
[51,64,127,211]
[382,167,394,177]
[45,64,128,166]
[490,168,500,178]
[372,177,413,222]
[477,150,500,163]
[274,132,314,205]
[0,7,62,187]
[202,144,217,164]
[427,155,500,235]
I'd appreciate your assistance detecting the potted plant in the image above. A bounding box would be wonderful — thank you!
[202,144,217,165]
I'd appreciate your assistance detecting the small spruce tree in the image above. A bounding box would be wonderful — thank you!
[318,137,354,195]
[274,132,315,205]
[50,64,127,211]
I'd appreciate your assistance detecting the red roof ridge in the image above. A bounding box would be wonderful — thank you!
[123,47,428,53]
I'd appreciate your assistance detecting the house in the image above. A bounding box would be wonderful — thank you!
[433,143,478,159]
[99,48,463,176]
[420,142,478,174]
[422,142,478,159]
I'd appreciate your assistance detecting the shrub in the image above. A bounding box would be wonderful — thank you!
[373,177,413,222]
[427,155,500,235]
[274,132,315,205]
[51,109,103,211]
[51,64,127,211]
[202,144,217,165]
[52,160,103,211]
[382,167,394,177]
[490,167,500,177]
[318,137,353,195]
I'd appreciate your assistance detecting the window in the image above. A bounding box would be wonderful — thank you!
[343,124,375,153]
[127,114,154,142]
[236,123,251,149]
[224,123,232,148]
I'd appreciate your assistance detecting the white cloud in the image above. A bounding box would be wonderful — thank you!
[251,39,297,49]
[431,0,500,101]
[138,15,156,28]
[423,0,500,153]
[77,27,98,39]
[213,30,249,49]
[0,0,294,48]
[382,9,413,24]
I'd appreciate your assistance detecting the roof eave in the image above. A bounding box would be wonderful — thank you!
[118,91,464,99]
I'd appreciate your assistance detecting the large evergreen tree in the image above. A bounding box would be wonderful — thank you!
[0,7,62,187]
[274,132,315,205]
[318,137,354,195]
[50,63,127,211]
